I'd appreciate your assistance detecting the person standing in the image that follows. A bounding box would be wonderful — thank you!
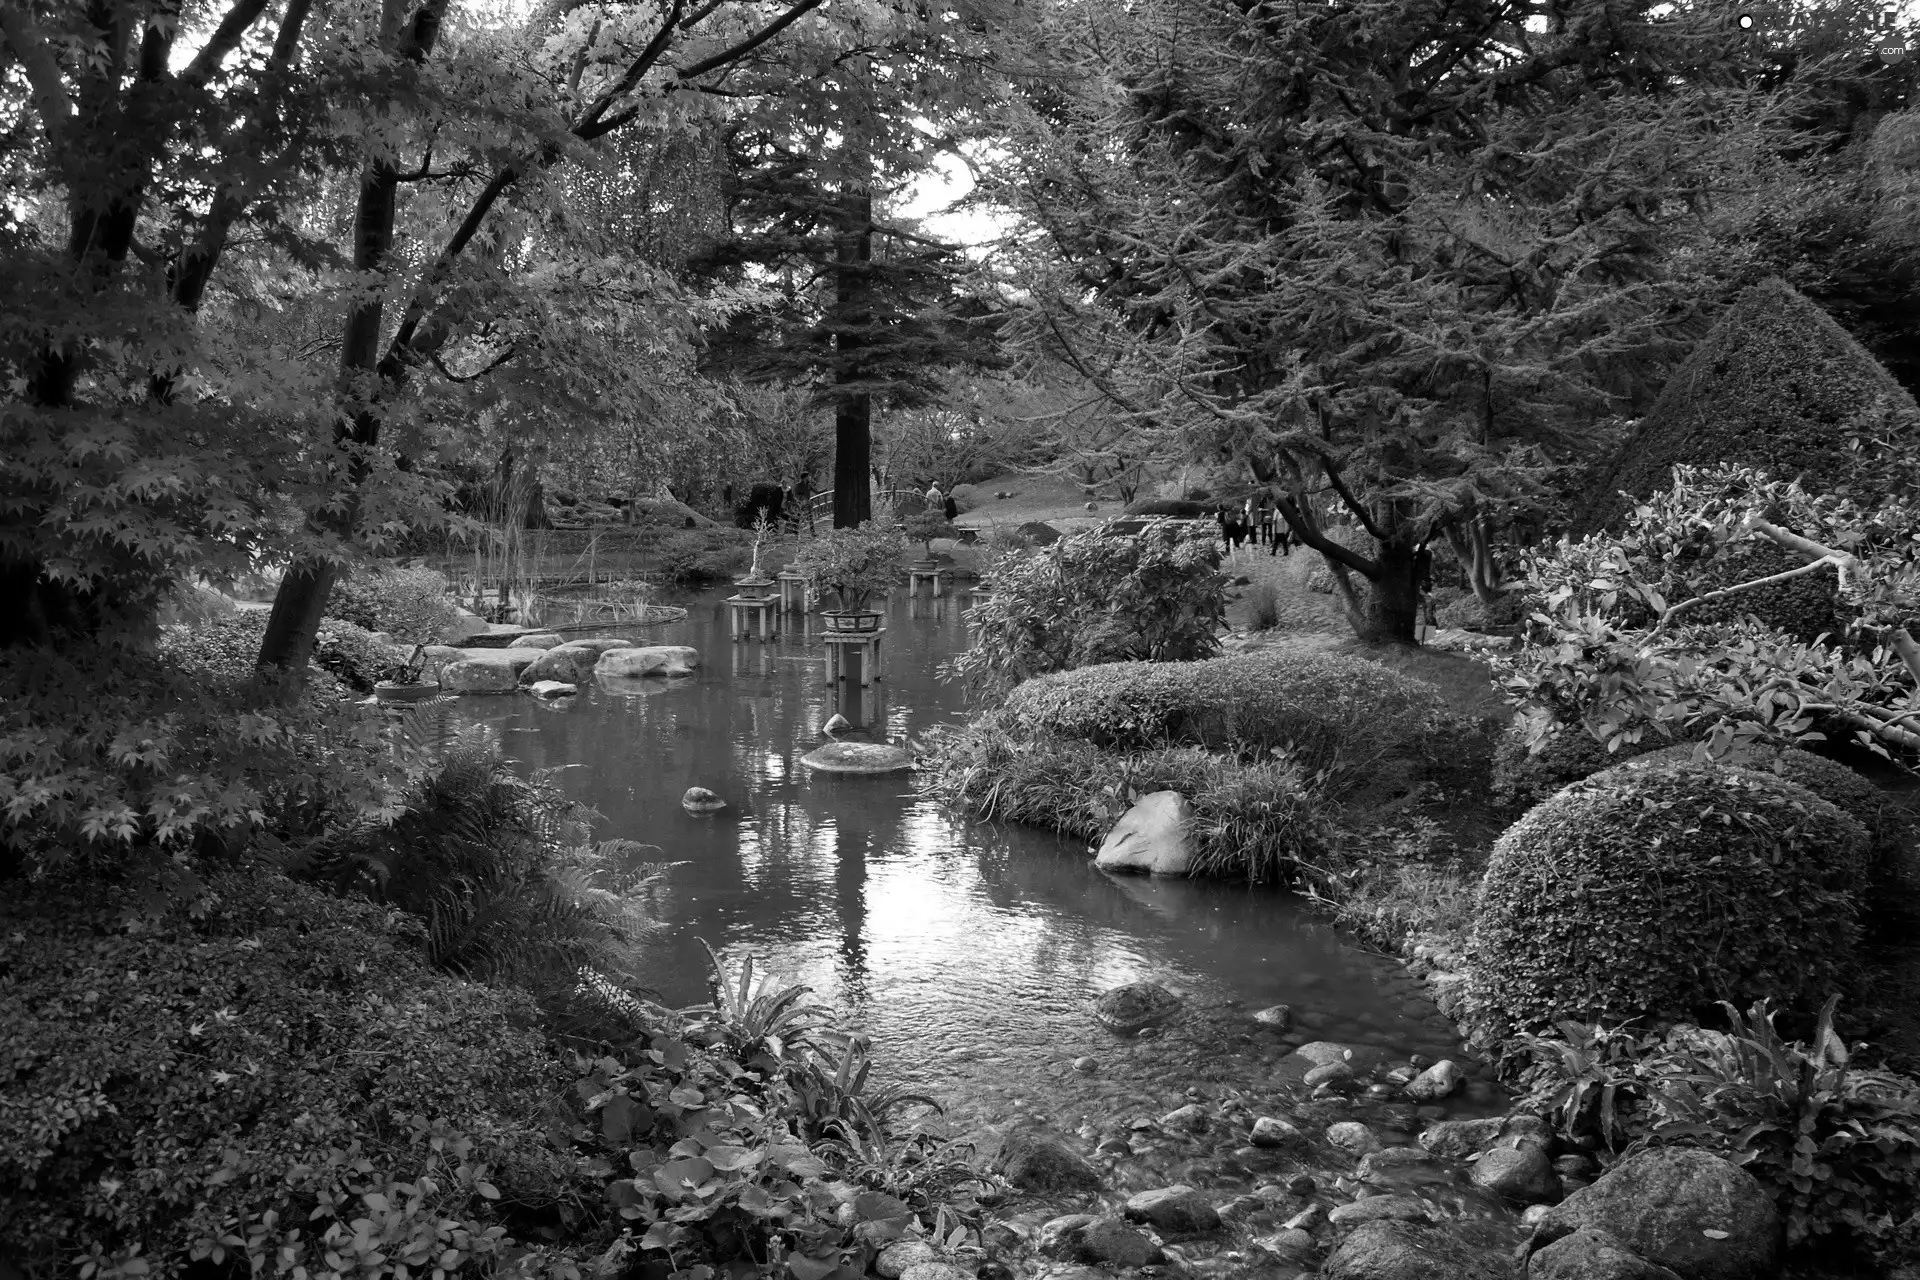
[925,480,945,512]
[943,492,958,523]
[1413,538,1436,634]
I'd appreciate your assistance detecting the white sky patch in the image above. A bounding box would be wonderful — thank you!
[893,149,1015,256]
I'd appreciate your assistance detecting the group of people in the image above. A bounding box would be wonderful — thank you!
[924,482,960,523]
[1216,496,1293,556]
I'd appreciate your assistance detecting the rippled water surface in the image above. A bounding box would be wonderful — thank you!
[451,585,1494,1130]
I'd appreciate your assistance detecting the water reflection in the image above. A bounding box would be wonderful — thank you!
[456,585,1485,1124]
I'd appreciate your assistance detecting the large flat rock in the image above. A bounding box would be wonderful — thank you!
[596,646,700,678]
[801,742,914,774]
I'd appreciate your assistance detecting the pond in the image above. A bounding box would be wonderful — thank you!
[449,583,1502,1139]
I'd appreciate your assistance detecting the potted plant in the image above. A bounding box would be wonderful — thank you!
[735,511,777,599]
[375,644,441,702]
[792,517,909,630]
[902,509,957,569]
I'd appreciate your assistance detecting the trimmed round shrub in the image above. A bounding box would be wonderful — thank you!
[1596,742,1911,894]
[1676,541,1840,645]
[998,648,1453,795]
[1489,717,1672,810]
[1472,761,1869,1033]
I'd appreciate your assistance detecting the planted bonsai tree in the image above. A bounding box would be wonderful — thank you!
[903,508,958,563]
[792,516,910,613]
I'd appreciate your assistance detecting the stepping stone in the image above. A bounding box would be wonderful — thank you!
[801,742,913,774]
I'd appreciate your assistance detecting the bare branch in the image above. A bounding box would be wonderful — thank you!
[429,345,517,383]
[679,0,726,28]
[1652,554,1846,635]
[575,0,684,137]
[673,0,825,81]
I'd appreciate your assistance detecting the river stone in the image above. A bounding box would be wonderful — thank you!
[1327,1195,1433,1227]
[1251,1117,1306,1149]
[1039,1215,1099,1255]
[527,680,577,699]
[1092,981,1182,1034]
[439,654,521,692]
[1358,1148,1445,1184]
[1326,1122,1384,1156]
[898,1264,972,1280]
[1094,790,1195,875]
[1528,1229,1684,1280]
[596,645,699,678]
[436,610,490,644]
[516,632,566,649]
[1305,1062,1356,1088]
[1262,1228,1316,1261]
[877,1240,940,1278]
[519,644,602,685]
[1252,1004,1293,1031]
[1471,1146,1561,1205]
[800,741,914,774]
[1321,1221,1516,1280]
[1070,1218,1163,1267]
[1531,1149,1780,1280]
[1406,1059,1465,1101]
[1159,1103,1208,1133]
[1420,1116,1533,1160]
[1072,1055,1098,1073]
[682,787,726,814]
[558,637,635,654]
[1001,1130,1103,1193]
[1125,1185,1220,1233]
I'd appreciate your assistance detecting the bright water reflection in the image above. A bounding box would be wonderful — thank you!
[451,585,1486,1128]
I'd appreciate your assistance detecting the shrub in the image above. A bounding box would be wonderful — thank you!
[314,618,412,692]
[921,722,1332,882]
[325,564,460,643]
[653,528,752,583]
[1244,580,1282,630]
[1471,761,1869,1034]
[0,868,586,1280]
[1489,716,1671,810]
[996,648,1453,797]
[1595,742,1910,894]
[791,518,911,611]
[299,729,664,1005]
[1516,1000,1920,1267]
[946,520,1225,693]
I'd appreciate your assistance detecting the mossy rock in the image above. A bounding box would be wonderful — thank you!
[1574,277,1920,536]
[1471,761,1868,1033]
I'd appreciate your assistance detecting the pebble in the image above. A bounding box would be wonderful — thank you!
[1072,1056,1098,1074]
[1285,1173,1317,1197]
[1404,1059,1465,1101]
[1251,1004,1294,1031]
[1304,1062,1355,1088]
[1281,1204,1322,1231]
[1324,1121,1384,1155]
[1326,1195,1433,1226]
[1159,1103,1209,1133]
[1262,1228,1315,1260]
[1250,1117,1306,1149]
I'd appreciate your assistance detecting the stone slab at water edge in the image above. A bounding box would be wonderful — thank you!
[438,647,550,692]
[800,742,914,774]
[595,646,699,678]
[1095,790,1194,875]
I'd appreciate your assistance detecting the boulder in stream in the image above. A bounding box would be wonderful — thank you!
[999,1128,1103,1193]
[1406,1059,1466,1100]
[1091,981,1183,1034]
[1322,1221,1515,1280]
[1527,1148,1780,1280]
[519,644,603,685]
[1528,1229,1684,1280]
[682,787,727,814]
[596,645,699,678]
[1125,1185,1220,1233]
[1251,1004,1293,1031]
[1094,791,1194,875]
[1471,1145,1561,1205]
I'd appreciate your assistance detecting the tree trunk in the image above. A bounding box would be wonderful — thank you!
[831,184,873,529]
[256,0,449,678]
[1358,538,1420,643]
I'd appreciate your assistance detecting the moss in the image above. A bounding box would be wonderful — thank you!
[1575,277,1920,536]
[1471,762,1869,1034]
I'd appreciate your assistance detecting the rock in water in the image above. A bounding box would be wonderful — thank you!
[1091,981,1183,1034]
[1529,1229,1684,1279]
[821,713,852,736]
[1325,1121,1383,1155]
[596,645,700,678]
[1321,1221,1513,1280]
[1251,1004,1293,1031]
[800,741,913,774]
[1530,1148,1780,1280]
[1094,790,1195,875]
[1124,1185,1220,1233]
[682,787,727,814]
[1405,1059,1464,1100]
[1250,1117,1305,1149]
[527,680,577,699]
[1470,1145,1560,1204]
[999,1129,1103,1193]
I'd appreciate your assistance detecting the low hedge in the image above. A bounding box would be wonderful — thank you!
[326,565,461,644]
[1,868,586,1279]
[997,648,1454,798]
[1489,717,1674,811]
[923,723,1334,882]
[1472,761,1869,1034]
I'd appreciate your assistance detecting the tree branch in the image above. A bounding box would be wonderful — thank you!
[672,0,824,81]
[430,346,517,383]
[1653,554,1844,635]
[0,5,75,135]
[1321,455,1389,542]
[1271,491,1377,577]
[575,0,684,137]
[181,0,278,88]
